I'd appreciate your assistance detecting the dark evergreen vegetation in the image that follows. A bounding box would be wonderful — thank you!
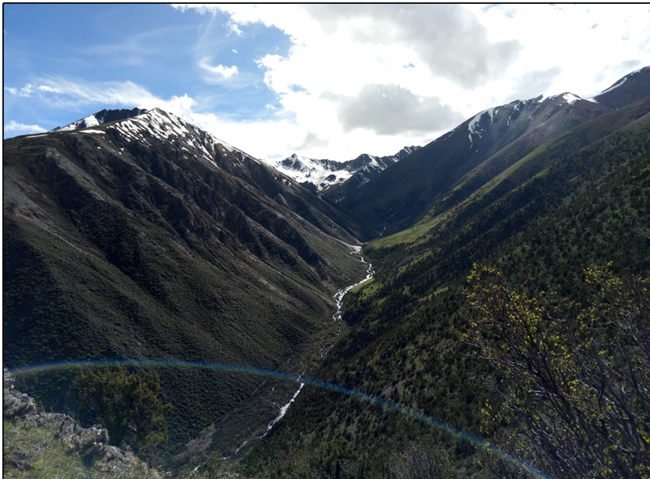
[4,68,650,478]
[237,91,650,477]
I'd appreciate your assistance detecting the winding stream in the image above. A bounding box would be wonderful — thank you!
[265,249,374,429]
[333,250,374,322]
[225,249,374,459]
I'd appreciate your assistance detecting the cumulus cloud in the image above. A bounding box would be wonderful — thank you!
[331,84,464,135]
[303,4,522,88]
[182,4,522,90]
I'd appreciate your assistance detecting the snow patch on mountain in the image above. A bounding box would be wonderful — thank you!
[80,129,106,135]
[562,93,582,104]
[107,108,251,168]
[599,76,627,95]
[535,92,583,105]
[269,146,419,192]
[468,108,498,148]
[275,153,353,189]
[590,66,650,107]
[52,108,147,132]
[53,114,100,131]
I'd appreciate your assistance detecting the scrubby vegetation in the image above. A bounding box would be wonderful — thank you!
[238,102,650,477]
[4,80,649,477]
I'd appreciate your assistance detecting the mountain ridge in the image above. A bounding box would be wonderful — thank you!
[3,106,372,462]
[270,146,420,195]
[51,107,148,131]
[334,65,650,234]
[4,65,650,477]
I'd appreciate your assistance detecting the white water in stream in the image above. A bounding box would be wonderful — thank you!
[333,253,374,322]
[264,376,305,435]
[225,249,374,459]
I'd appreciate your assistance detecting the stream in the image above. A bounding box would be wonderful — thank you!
[223,249,374,459]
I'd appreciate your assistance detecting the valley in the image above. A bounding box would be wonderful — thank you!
[4,66,650,479]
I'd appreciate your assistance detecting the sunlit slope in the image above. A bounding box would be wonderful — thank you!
[242,95,650,478]
[338,67,650,236]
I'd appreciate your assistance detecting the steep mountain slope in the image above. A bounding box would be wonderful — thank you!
[339,66,650,235]
[3,108,370,463]
[270,146,418,195]
[240,87,650,477]
[592,65,650,109]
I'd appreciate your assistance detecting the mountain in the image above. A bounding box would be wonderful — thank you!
[592,65,650,109]
[5,66,650,479]
[270,146,419,195]
[240,71,650,478]
[3,108,372,463]
[338,66,650,235]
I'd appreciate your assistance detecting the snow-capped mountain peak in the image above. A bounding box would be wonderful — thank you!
[269,146,420,193]
[51,107,257,171]
[275,153,352,190]
[51,108,147,132]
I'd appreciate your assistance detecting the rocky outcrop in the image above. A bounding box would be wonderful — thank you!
[3,369,161,478]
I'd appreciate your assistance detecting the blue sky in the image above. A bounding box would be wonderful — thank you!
[4,4,650,161]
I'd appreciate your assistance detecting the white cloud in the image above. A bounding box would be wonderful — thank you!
[466,4,650,98]
[198,58,239,82]
[36,78,159,107]
[4,120,46,135]
[5,83,34,97]
[38,85,63,93]
[228,22,243,36]
[176,4,650,160]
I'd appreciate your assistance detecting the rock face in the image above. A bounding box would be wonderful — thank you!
[4,368,161,478]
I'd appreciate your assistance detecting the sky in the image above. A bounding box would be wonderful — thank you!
[4,4,650,162]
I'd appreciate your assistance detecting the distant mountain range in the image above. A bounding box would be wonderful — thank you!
[4,65,649,477]
[269,146,419,195]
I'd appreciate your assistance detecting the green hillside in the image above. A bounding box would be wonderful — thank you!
[3,119,369,466]
[5,76,650,478]
[237,99,650,478]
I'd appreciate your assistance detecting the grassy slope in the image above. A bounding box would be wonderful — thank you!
[3,129,368,466]
[236,104,650,477]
